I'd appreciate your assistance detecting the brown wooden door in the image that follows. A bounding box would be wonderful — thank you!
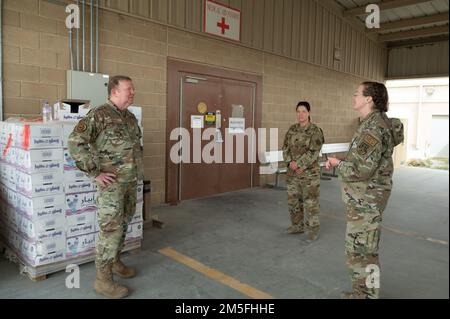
[179,73,255,200]
[219,79,255,194]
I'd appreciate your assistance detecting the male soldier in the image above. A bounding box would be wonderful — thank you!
[68,75,143,299]
[282,101,324,242]
[326,82,404,299]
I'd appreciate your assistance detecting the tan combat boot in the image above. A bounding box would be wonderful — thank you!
[94,264,129,299]
[306,231,319,243]
[285,224,305,234]
[112,256,136,278]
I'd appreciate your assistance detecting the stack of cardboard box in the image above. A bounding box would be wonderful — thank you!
[0,120,66,266]
[0,102,144,271]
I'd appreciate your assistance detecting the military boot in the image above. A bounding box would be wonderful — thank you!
[112,256,136,278]
[94,264,129,299]
[306,230,319,243]
[285,224,304,234]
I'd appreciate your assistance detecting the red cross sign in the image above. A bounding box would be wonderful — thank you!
[204,0,241,42]
[217,17,230,34]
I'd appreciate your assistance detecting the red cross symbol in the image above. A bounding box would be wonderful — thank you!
[217,17,230,34]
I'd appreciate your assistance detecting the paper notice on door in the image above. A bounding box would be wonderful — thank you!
[228,117,245,134]
[231,104,244,118]
[191,115,204,128]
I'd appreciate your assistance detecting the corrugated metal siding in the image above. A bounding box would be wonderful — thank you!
[101,0,386,81]
[387,41,449,78]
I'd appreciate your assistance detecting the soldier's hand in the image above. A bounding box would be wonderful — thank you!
[326,157,341,170]
[95,172,117,187]
[289,161,299,171]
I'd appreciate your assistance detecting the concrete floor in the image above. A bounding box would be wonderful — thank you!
[0,166,448,299]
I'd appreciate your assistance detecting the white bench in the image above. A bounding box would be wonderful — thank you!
[319,143,350,178]
[260,150,287,188]
[260,143,350,187]
[320,143,350,157]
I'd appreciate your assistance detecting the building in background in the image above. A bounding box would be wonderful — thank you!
[387,77,449,161]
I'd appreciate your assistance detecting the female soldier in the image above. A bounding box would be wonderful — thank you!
[326,82,403,299]
[282,101,324,242]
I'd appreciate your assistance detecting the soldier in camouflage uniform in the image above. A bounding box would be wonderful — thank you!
[326,82,404,299]
[68,75,144,299]
[282,101,325,241]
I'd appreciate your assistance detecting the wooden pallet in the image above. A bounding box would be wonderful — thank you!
[143,215,165,229]
[2,239,142,282]
[27,273,47,282]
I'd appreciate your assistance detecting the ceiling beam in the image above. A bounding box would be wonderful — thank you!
[368,12,449,33]
[344,0,434,17]
[379,25,449,42]
[387,34,449,48]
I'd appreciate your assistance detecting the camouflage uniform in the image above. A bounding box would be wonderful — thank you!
[68,100,143,270]
[282,123,324,237]
[338,110,402,299]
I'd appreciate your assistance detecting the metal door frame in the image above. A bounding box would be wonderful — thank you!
[178,73,257,202]
[166,58,263,204]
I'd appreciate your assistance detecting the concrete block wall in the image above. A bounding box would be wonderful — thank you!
[2,1,372,204]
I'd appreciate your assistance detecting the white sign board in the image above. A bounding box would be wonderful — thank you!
[191,115,204,129]
[228,118,245,134]
[204,0,241,42]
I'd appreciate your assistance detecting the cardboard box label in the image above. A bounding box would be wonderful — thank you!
[55,101,90,122]
[66,210,96,237]
[63,169,90,182]
[66,233,96,258]
[64,181,96,194]
[125,222,143,241]
[132,202,143,223]
[65,192,97,214]
[63,149,77,170]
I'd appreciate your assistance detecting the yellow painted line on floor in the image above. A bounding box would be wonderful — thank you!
[159,247,274,299]
[382,225,449,245]
[322,213,448,246]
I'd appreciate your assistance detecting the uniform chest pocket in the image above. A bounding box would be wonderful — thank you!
[105,123,129,146]
[126,119,139,139]
[299,135,313,148]
[291,136,311,157]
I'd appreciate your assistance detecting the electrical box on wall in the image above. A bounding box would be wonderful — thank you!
[67,71,109,107]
